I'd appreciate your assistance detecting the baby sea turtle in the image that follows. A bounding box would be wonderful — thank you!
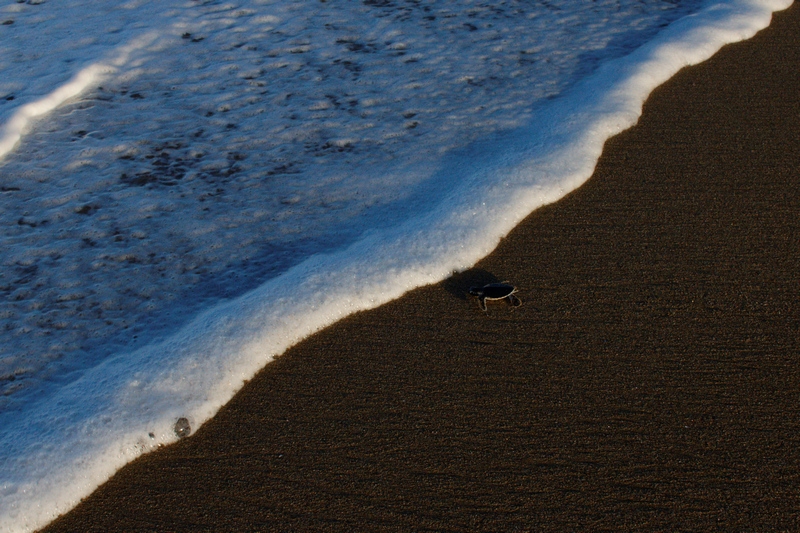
[468,282,521,312]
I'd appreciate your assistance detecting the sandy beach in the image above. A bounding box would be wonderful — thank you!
[42,3,799,531]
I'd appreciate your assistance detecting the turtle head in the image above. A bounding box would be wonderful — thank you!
[468,286,483,297]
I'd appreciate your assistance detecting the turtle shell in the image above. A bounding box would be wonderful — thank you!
[476,283,516,299]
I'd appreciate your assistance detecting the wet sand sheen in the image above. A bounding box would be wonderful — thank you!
[43,3,799,532]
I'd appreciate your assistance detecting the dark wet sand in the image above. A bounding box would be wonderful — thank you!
[43,3,800,532]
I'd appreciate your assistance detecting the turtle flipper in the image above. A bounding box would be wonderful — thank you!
[507,294,522,307]
[477,297,487,312]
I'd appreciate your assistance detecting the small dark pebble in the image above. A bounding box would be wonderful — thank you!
[174,417,191,438]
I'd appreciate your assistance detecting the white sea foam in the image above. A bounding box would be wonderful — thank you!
[0,0,792,531]
[0,31,163,159]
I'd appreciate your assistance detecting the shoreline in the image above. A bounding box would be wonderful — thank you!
[42,2,800,532]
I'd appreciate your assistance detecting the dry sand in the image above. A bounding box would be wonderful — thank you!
[43,3,800,531]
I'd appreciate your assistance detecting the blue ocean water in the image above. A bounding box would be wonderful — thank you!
[0,0,791,530]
